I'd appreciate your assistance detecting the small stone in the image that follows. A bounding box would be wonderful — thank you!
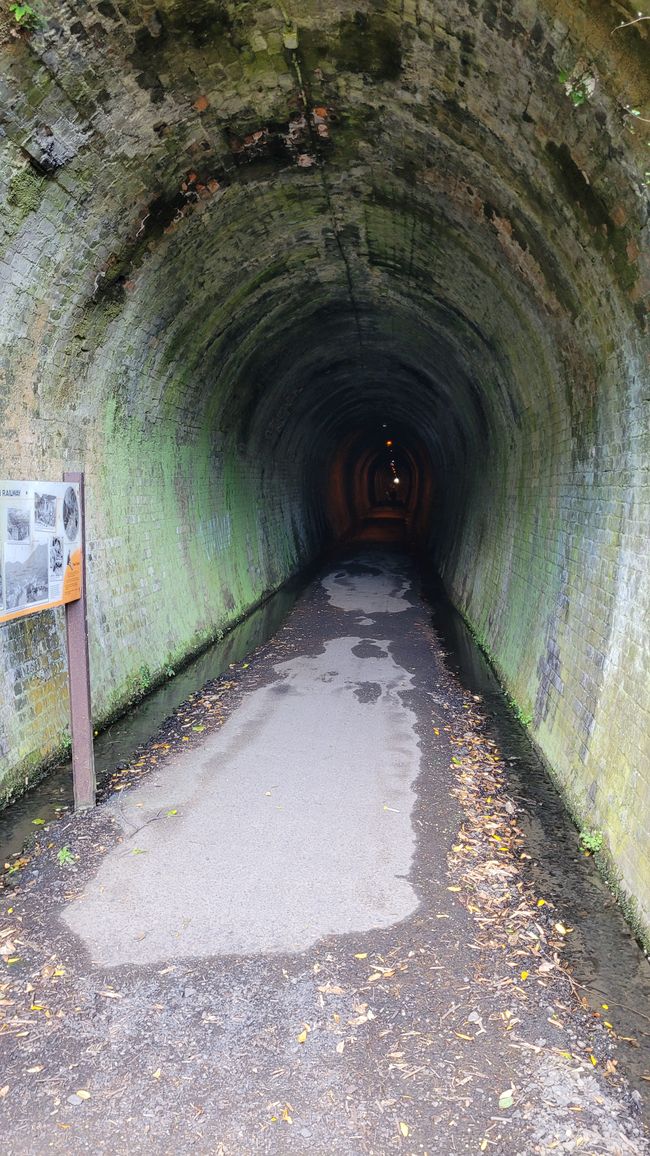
[67,1094,83,1106]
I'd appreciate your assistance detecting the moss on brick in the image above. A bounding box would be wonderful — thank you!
[7,166,45,221]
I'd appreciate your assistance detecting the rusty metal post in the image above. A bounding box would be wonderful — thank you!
[63,471,96,810]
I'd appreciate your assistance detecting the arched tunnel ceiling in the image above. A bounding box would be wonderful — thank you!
[1,0,648,479]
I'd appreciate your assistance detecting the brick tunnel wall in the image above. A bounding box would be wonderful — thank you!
[0,0,649,936]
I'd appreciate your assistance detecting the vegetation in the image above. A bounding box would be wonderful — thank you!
[8,1,39,28]
[579,829,604,854]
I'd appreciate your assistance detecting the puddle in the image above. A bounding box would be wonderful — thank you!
[425,579,650,1119]
[0,579,303,864]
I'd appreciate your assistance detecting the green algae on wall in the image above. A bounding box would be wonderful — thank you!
[7,166,45,224]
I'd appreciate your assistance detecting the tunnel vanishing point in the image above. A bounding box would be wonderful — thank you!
[0,1,649,935]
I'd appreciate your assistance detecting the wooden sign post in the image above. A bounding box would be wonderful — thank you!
[63,472,95,810]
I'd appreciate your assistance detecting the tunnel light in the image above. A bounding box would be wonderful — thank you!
[394,478,400,485]
[385,439,393,447]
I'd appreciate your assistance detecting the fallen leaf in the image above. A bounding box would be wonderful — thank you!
[336,1041,345,1054]
[399,1121,410,1137]
[354,953,368,960]
[31,819,45,826]
[296,1028,309,1044]
[27,1066,44,1074]
[520,970,529,981]
[498,1090,514,1110]
[0,1086,9,1098]
[152,1069,161,1079]
[76,1090,91,1100]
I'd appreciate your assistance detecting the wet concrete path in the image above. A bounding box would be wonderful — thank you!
[1,549,648,1154]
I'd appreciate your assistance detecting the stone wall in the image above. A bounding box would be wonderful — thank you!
[0,0,648,934]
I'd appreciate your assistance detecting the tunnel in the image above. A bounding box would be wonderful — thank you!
[0,0,649,936]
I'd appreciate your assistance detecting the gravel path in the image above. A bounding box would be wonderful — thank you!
[0,549,648,1154]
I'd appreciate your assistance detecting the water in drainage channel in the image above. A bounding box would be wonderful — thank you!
[0,578,303,865]
[425,581,650,1123]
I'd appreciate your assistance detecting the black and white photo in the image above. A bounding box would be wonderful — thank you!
[6,506,30,542]
[49,535,64,581]
[34,491,57,531]
[5,542,49,609]
[63,485,80,542]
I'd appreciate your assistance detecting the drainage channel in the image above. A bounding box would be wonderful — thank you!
[0,578,304,864]
[425,579,650,1120]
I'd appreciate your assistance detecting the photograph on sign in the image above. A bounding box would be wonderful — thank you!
[63,486,80,540]
[7,506,30,542]
[49,536,64,580]
[5,542,49,609]
[0,480,83,625]
[34,491,57,532]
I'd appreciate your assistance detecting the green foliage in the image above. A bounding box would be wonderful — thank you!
[57,846,75,866]
[579,829,604,854]
[558,67,595,108]
[9,1,39,28]
[504,691,533,727]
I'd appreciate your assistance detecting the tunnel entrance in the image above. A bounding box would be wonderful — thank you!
[0,0,648,945]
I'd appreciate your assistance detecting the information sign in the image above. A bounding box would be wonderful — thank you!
[0,480,83,625]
